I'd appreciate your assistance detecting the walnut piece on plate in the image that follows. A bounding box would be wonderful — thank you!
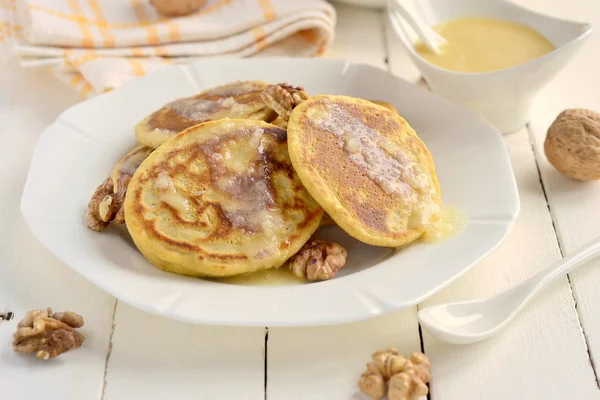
[86,174,130,232]
[358,348,431,400]
[288,239,347,281]
[261,83,309,123]
[13,308,85,360]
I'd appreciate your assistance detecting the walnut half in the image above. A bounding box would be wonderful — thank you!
[289,239,347,281]
[358,348,431,400]
[86,174,130,231]
[13,308,85,360]
[87,146,153,232]
[261,83,309,123]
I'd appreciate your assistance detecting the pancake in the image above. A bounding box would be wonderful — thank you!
[319,212,335,227]
[135,81,278,148]
[369,100,398,114]
[287,95,442,247]
[270,116,289,128]
[125,119,324,277]
[110,145,154,184]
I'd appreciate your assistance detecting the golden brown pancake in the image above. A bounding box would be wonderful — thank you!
[125,119,324,277]
[319,213,335,227]
[135,81,278,148]
[270,116,289,128]
[110,145,154,184]
[369,100,398,114]
[287,95,442,247]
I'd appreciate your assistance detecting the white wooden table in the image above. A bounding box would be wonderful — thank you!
[2,1,600,399]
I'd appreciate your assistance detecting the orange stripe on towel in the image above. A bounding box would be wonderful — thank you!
[129,59,146,77]
[257,0,276,21]
[67,0,95,48]
[87,0,116,47]
[131,0,160,45]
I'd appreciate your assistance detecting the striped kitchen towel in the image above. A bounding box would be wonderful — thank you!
[1,0,336,96]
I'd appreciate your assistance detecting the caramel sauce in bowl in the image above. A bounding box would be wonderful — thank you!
[414,17,555,73]
[389,0,592,133]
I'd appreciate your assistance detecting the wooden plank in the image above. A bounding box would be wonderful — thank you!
[384,1,600,396]
[268,7,424,399]
[421,129,599,399]
[521,0,600,386]
[267,313,422,400]
[103,303,266,400]
[0,61,115,400]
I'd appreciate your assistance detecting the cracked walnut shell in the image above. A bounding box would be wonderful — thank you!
[261,83,309,122]
[13,308,85,360]
[288,239,347,281]
[544,108,600,181]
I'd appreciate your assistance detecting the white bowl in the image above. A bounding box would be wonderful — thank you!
[388,0,592,133]
[21,58,519,326]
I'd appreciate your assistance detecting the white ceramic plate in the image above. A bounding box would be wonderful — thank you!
[21,58,519,327]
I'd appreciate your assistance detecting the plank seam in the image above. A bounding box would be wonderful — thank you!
[567,274,600,387]
[380,9,390,69]
[264,327,269,400]
[101,300,119,400]
[528,127,600,389]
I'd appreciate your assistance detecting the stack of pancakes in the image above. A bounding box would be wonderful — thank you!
[88,81,442,278]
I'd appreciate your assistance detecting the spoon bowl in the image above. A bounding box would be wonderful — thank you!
[418,290,530,345]
[419,236,600,344]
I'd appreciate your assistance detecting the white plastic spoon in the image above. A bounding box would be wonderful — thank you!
[419,236,600,345]
[387,0,446,54]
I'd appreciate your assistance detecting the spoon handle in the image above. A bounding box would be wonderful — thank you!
[528,236,600,293]
[387,0,445,54]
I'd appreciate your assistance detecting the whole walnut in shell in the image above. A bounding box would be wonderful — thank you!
[544,109,600,181]
[150,0,207,17]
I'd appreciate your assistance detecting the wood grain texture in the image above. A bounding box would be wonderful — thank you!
[103,303,266,400]
[0,61,116,400]
[386,1,600,397]
[267,313,422,400]
[420,129,599,399]
[521,0,600,386]
[268,7,422,400]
